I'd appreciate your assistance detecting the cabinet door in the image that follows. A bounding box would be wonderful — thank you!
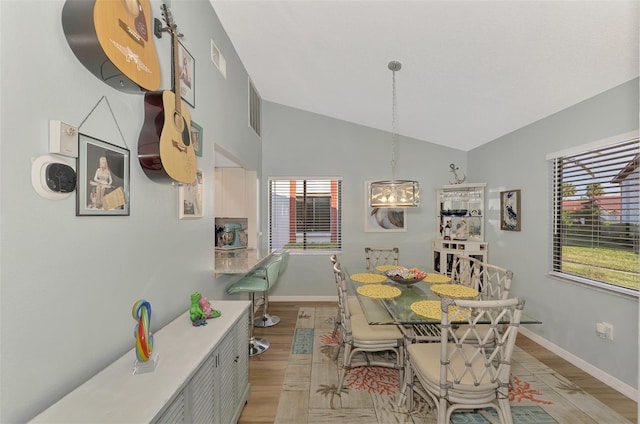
[220,168,246,217]
[154,391,186,424]
[217,330,237,424]
[188,354,216,423]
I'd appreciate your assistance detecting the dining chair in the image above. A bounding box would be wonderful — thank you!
[330,255,363,337]
[251,250,290,327]
[452,255,512,301]
[406,297,525,424]
[364,247,399,270]
[451,255,514,346]
[227,256,282,356]
[333,262,404,393]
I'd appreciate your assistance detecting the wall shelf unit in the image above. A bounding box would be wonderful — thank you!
[433,183,488,275]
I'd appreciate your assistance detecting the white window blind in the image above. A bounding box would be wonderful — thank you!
[550,136,639,294]
[269,178,342,252]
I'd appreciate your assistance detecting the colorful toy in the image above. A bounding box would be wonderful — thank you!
[132,300,153,362]
[190,292,221,326]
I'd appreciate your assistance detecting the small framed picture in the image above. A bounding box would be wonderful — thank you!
[500,189,521,231]
[191,120,203,157]
[77,134,130,216]
[364,181,406,232]
[179,169,203,219]
[176,41,195,107]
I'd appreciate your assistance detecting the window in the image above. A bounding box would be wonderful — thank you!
[549,134,639,294]
[248,78,261,137]
[269,178,342,252]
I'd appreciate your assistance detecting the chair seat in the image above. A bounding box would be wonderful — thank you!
[351,314,403,341]
[227,275,268,294]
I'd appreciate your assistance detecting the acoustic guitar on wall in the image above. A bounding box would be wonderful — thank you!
[137,4,196,185]
[62,0,161,92]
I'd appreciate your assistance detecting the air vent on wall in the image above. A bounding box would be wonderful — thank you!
[248,78,261,138]
[210,39,226,78]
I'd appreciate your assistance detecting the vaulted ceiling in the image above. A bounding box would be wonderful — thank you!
[211,1,639,151]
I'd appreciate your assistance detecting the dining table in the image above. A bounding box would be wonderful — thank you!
[343,263,542,408]
[343,264,542,328]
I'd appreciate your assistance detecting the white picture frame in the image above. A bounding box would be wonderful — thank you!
[179,169,203,219]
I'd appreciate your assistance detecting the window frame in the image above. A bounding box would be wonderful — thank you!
[546,131,639,297]
[268,177,342,254]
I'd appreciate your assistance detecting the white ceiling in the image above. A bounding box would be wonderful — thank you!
[210,1,639,152]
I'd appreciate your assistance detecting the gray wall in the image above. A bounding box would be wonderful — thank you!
[467,78,639,390]
[0,1,260,422]
[262,81,638,391]
[262,102,467,294]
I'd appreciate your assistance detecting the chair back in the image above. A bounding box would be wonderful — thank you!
[276,250,290,277]
[439,297,525,393]
[333,262,352,319]
[452,256,512,300]
[364,247,399,270]
[264,256,283,288]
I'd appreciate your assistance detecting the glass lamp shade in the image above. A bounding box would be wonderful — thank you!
[370,180,420,207]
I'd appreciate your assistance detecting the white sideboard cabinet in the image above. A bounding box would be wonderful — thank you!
[433,183,488,275]
[30,300,251,424]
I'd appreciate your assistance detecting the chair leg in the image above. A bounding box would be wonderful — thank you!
[254,289,280,327]
[247,292,270,356]
[336,343,352,392]
[331,309,341,337]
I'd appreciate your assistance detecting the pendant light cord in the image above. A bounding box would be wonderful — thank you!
[389,61,401,182]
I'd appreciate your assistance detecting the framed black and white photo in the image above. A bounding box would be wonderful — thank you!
[77,134,130,216]
[179,169,203,219]
[500,189,521,231]
[176,41,195,107]
[191,120,203,157]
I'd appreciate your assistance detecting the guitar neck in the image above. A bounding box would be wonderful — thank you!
[171,33,182,116]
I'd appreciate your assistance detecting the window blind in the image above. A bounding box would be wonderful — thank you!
[550,137,639,293]
[268,178,342,252]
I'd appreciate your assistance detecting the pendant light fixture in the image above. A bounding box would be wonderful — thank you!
[370,61,420,208]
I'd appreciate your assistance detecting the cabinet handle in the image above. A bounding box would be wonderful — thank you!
[234,355,239,363]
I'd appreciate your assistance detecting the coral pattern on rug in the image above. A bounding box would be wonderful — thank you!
[275,307,632,424]
[510,376,553,405]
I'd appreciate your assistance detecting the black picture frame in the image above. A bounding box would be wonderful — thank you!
[500,189,521,231]
[176,41,195,107]
[77,134,130,216]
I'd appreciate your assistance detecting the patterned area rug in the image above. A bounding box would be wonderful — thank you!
[275,306,632,424]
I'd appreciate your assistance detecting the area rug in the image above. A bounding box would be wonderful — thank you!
[274,306,632,424]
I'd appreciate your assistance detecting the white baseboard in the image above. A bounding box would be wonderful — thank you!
[270,295,337,302]
[519,327,638,401]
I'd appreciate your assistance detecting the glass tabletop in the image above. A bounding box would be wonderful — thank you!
[345,265,542,326]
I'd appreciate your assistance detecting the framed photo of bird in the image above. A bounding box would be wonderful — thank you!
[500,189,521,231]
[364,181,406,232]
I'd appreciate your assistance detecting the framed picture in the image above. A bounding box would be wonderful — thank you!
[176,41,195,107]
[179,169,203,219]
[191,120,203,157]
[500,189,521,231]
[364,181,406,232]
[77,134,130,216]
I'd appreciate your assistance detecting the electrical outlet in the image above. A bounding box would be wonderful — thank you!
[595,322,614,340]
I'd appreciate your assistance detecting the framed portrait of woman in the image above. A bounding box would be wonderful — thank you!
[77,134,130,216]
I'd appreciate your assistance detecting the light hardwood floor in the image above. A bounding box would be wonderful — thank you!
[237,301,637,423]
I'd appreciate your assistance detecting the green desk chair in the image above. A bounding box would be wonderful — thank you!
[227,257,282,356]
[251,250,290,327]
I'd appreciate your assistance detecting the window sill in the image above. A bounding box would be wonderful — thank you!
[548,271,639,299]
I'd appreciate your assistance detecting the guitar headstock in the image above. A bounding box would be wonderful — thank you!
[160,4,182,38]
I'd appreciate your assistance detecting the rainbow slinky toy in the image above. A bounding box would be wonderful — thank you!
[132,300,153,362]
